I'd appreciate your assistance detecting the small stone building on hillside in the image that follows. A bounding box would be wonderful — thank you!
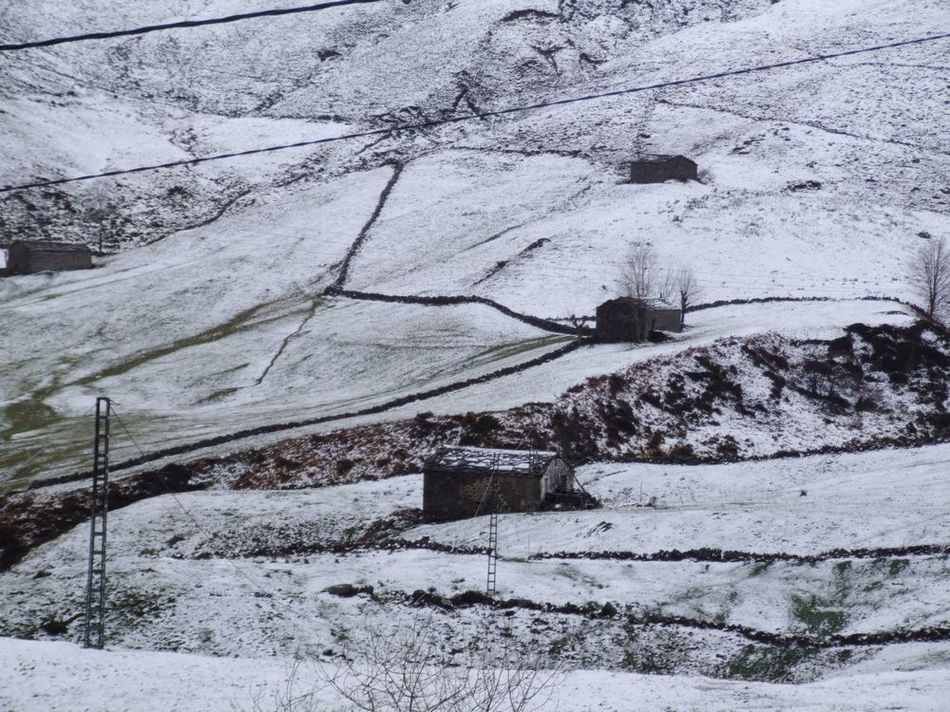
[423,446,574,522]
[595,297,682,342]
[629,155,697,184]
[6,241,93,275]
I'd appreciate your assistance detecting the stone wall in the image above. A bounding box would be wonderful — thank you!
[423,470,544,522]
[8,243,92,274]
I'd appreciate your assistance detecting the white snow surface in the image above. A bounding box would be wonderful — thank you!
[1,2,949,708]
[2,445,949,704]
[2,637,949,712]
[1,0,948,483]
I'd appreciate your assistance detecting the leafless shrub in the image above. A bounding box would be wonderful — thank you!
[619,246,703,332]
[84,177,126,253]
[246,660,324,712]
[619,244,669,301]
[909,237,950,323]
[565,314,590,332]
[250,615,560,712]
[673,266,703,328]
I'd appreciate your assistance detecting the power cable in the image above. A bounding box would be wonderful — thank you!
[1,32,947,194]
[0,0,391,53]
[110,406,293,616]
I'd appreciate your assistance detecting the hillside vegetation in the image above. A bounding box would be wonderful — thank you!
[1,2,949,709]
[1,0,948,482]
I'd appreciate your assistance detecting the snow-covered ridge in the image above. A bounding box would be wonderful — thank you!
[1,1,949,707]
[189,319,949,491]
[2,0,948,484]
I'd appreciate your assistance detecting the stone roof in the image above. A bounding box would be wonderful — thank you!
[599,296,679,310]
[632,154,694,164]
[425,446,559,478]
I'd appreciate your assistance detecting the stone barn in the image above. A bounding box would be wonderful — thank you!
[7,241,93,275]
[629,155,697,184]
[595,297,682,342]
[423,446,574,522]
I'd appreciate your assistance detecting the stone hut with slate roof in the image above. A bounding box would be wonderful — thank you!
[6,241,93,275]
[628,155,697,184]
[422,446,574,522]
[595,297,682,342]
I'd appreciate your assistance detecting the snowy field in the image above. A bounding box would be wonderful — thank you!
[0,295,915,491]
[1,1,949,708]
[2,637,948,712]
[3,445,949,708]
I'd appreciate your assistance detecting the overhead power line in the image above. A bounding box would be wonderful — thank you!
[0,0,390,53]
[1,32,947,194]
[110,406,293,612]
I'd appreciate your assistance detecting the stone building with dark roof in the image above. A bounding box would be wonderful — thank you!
[595,297,682,342]
[422,446,574,522]
[6,241,93,275]
[629,155,697,184]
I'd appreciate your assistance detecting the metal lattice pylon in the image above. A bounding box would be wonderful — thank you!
[485,454,500,596]
[83,397,111,649]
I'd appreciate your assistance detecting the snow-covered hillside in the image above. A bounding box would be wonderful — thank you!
[1,0,948,483]
[1,2,949,708]
[3,637,949,712]
[2,445,949,707]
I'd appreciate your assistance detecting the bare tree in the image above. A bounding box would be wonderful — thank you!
[910,237,950,323]
[619,243,669,301]
[565,313,592,333]
[632,88,662,159]
[617,244,677,339]
[251,616,559,712]
[248,659,324,712]
[84,177,125,254]
[673,266,703,329]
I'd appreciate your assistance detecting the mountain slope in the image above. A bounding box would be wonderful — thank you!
[1,0,948,483]
[2,4,950,705]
